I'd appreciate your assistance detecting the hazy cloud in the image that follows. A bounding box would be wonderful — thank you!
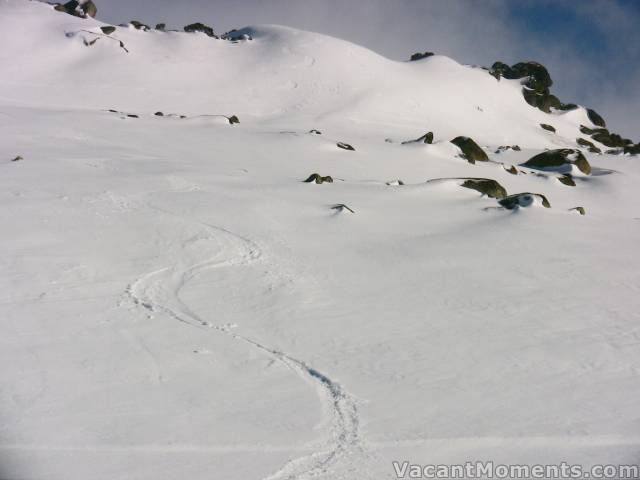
[96,0,639,138]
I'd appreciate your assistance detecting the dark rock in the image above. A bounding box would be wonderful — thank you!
[450,136,488,163]
[100,26,116,35]
[540,123,556,133]
[337,142,355,151]
[331,204,355,213]
[108,109,118,113]
[576,138,601,154]
[499,192,551,209]
[558,103,578,111]
[605,149,623,155]
[386,179,405,186]
[54,1,80,16]
[503,165,518,175]
[222,29,253,41]
[520,149,591,175]
[184,23,217,38]
[495,145,521,153]
[11,155,23,162]
[410,51,434,61]
[304,173,333,184]
[624,144,640,155]
[155,23,166,31]
[557,174,576,187]
[81,0,97,18]
[460,178,508,199]
[227,115,240,125]
[402,131,434,145]
[154,111,164,116]
[127,114,139,118]
[587,108,606,128]
[83,37,98,47]
[591,131,632,148]
[309,129,322,135]
[130,21,150,31]
[570,206,586,215]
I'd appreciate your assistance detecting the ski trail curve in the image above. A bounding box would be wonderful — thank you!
[126,205,369,480]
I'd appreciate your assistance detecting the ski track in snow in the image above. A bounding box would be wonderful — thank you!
[126,201,369,480]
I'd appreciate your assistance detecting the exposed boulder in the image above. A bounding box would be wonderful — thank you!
[81,0,97,18]
[222,29,253,41]
[126,114,139,118]
[540,123,556,133]
[184,23,217,38]
[503,165,518,175]
[11,155,23,162]
[591,131,631,148]
[309,129,322,135]
[337,142,355,151]
[570,207,586,215]
[403,131,434,145]
[557,174,576,187]
[520,149,591,175]
[450,136,488,163]
[154,111,164,116]
[495,145,521,153]
[624,144,640,155]
[460,178,508,199]
[410,51,434,61]
[155,23,166,31]
[499,193,551,210]
[331,204,355,214]
[227,115,240,125]
[100,26,116,35]
[130,20,150,31]
[587,108,606,128]
[386,179,405,186]
[304,173,333,184]
[576,138,601,154]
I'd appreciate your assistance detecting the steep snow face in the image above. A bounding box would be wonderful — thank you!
[0,0,593,147]
[2,2,640,480]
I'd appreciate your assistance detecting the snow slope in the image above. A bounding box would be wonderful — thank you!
[1,1,639,479]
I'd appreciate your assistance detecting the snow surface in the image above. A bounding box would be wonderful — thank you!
[1,1,640,479]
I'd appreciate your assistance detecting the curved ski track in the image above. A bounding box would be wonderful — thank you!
[126,204,369,479]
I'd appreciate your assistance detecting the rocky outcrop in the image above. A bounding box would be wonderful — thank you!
[520,149,591,175]
[579,125,633,149]
[184,23,217,38]
[304,173,333,184]
[489,61,577,114]
[540,123,556,133]
[410,51,434,61]
[100,26,116,35]
[222,29,253,41]
[587,108,606,128]
[576,138,601,154]
[402,132,434,145]
[499,193,551,209]
[624,144,640,155]
[495,145,521,153]
[570,207,586,215]
[460,178,507,199]
[54,0,95,17]
[155,23,166,31]
[337,142,355,151]
[450,136,488,163]
[557,174,576,187]
[130,20,150,31]
[227,115,240,125]
[503,165,518,175]
[309,129,322,135]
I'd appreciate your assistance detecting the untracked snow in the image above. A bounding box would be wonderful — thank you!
[1,1,639,479]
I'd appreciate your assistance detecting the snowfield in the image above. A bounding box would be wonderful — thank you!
[1,1,639,479]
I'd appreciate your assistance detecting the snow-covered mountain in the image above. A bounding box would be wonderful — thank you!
[1,1,639,479]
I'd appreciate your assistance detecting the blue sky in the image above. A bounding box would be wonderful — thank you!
[98,0,639,138]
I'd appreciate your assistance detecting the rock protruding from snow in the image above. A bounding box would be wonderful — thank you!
[184,23,217,38]
[304,173,333,184]
[410,51,434,61]
[402,132,434,145]
[337,142,355,151]
[521,149,591,175]
[499,193,551,210]
[450,136,488,164]
[587,108,606,128]
[459,178,508,199]
[53,0,96,19]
